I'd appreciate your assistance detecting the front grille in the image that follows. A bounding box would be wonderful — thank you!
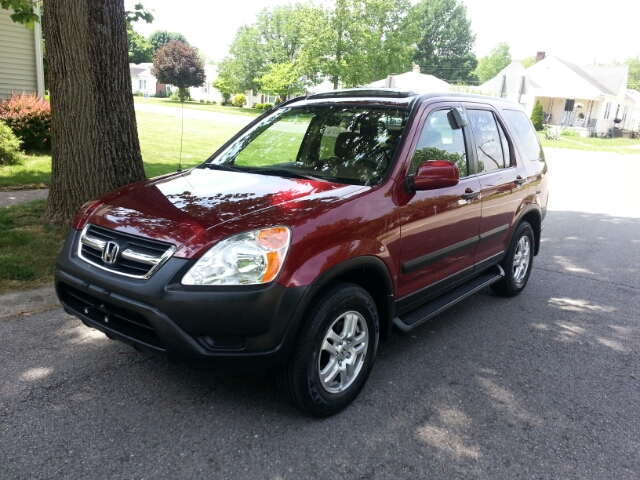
[79,224,175,279]
[59,283,165,350]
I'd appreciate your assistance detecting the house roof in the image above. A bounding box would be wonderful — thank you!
[627,89,640,103]
[130,67,145,76]
[524,56,629,100]
[557,58,628,96]
[478,56,630,101]
[366,71,450,93]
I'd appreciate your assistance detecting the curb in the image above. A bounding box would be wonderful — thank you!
[0,285,59,322]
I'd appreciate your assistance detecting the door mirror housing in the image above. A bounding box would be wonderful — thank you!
[410,160,460,191]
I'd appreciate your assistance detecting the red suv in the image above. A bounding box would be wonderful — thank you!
[56,89,548,416]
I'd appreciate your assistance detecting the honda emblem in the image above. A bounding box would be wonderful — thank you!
[102,241,119,264]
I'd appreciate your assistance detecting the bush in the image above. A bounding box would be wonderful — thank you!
[0,94,51,151]
[0,121,23,165]
[254,103,274,110]
[199,99,205,103]
[530,100,544,131]
[136,91,144,97]
[560,128,580,137]
[232,94,247,108]
[211,100,217,105]
[221,100,233,106]
[169,93,180,101]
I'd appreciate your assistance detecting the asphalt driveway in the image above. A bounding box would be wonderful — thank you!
[1,148,639,479]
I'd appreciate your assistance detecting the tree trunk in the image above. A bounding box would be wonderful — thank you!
[45,0,146,226]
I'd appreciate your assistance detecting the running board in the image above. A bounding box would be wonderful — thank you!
[393,266,504,333]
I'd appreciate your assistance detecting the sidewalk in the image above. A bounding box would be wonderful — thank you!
[0,189,58,321]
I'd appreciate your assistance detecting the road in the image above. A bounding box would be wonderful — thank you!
[1,149,639,479]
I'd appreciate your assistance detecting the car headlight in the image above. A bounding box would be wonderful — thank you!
[181,226,291,286]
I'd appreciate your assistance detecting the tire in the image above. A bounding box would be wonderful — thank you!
[491,221,535,297]
[278,282,379,417]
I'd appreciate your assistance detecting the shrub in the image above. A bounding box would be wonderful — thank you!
[530,100,544,131]
[221,100,232,106]
[232,94,247,108]
[169,93,180,101]
[254,103,274,110]
[0,94,51,151]
[0,121,23,165]
[560,128,580,137]
[199,99,205,103]
[136,91,144,97]
[205,100,211,104]
[211,100,217,105]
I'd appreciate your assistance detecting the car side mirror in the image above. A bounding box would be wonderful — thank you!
[449,108,468,128]
[409,160,460,191]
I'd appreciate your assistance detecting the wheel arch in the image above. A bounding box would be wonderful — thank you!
[289,256,395,345]
[515,204,542,256]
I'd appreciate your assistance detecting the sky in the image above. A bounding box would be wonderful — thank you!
[128,0,640,67]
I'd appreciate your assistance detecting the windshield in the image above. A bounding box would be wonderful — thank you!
[204,105,410,186]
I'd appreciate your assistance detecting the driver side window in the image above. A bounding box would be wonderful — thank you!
[412,109,468,177]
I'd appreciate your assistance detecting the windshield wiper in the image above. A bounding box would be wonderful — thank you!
[245,167,324,182]
[203,163,244,173]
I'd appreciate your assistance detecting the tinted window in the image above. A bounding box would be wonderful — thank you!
[412,109,468,177]
[502,109,544,160]
[468,110,505,173]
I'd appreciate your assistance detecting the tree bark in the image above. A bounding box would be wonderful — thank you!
[45,0,146,226]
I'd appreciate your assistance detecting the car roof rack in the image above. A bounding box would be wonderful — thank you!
[307,88,417,100]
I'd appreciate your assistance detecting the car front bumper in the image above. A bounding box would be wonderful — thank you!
[55,229,308,369]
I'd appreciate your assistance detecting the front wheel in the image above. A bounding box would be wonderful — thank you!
[491,222,535,296]
[278,282,379,417]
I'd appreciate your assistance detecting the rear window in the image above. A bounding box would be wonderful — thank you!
[502,110,543,160]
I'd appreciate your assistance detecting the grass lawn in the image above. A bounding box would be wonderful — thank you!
[539,133,640,154]
[0,152,51,190]
[134,96,263,117]
[0,111,247,189]
[0,200,67,293]
[137,111,245,177]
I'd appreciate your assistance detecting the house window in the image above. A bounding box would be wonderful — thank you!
[604,102,611,119]
[622,105,629,121]
[139,79,146,90]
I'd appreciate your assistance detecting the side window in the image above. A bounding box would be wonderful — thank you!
[412,109,468,177]
[497,120,512,167]
[468,110,506,174]
[502,109,544,160]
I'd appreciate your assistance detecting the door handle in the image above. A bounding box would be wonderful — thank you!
[462,189,481,200]
[514,176,526,185]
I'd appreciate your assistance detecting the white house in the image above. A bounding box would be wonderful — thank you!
[0,6,45,99]
[130,63,162,96]
[188,64,222,103]
[130,63,222,102]
[367,65,451,93]
[625,90,640,132]
[478,55,634,136]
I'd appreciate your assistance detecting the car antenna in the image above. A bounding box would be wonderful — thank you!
[178,93,184,173]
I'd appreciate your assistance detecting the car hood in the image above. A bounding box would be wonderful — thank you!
[88,168,364,258]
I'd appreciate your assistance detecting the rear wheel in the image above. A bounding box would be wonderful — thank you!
[491,222,535,296]
[278,282,379,417]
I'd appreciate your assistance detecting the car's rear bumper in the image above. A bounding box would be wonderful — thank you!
[55,229,307,369]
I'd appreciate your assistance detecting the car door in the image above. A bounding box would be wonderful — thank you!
[463,104,530,268]
[396,103,482,310]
